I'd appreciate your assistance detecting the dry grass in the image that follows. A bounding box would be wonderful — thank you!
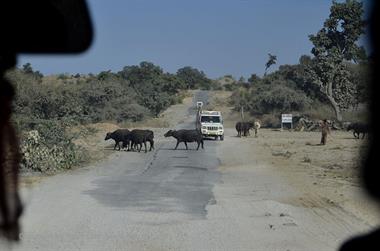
[252,129,368,182]
[303,155,312,163]
[122,117,170,129]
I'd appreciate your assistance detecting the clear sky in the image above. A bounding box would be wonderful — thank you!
[18,0,373,79]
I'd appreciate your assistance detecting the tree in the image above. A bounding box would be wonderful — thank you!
[307,0,366,121]
[247,74,261,85]
[21,62,43,78]
[238,76,246,83]
[97,70,113,81]
[176,66,212,90]
[118,61,163,87]
[22,63,33,74]
[347,61,372,109]
[160,73,186,94]
[264,53,277,76]
[235,88,250,118]
[117,61,185,116]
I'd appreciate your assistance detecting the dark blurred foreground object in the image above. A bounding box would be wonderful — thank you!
[0,0,93,53]
[339,1,380,250]
[0,0,93,241]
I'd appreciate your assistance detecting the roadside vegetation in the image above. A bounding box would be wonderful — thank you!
[7,62,215,173]
[226,56,370,127]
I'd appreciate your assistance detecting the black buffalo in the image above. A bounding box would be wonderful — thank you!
[347,122,369,139]
[235,122,254,137]
[123,129,154,153]
[164,129,204,150]
[104,129,130,150]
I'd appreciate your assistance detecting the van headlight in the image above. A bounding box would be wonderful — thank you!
[202,126,207,129]
[219,126,223,130]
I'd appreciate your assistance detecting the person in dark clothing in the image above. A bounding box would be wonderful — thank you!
[320,119,330,145]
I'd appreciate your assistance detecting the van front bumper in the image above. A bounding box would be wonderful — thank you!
[201,130,224,136]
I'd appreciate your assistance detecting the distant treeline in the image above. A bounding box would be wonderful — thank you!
[9,61,216,127]
[225,55,371,126]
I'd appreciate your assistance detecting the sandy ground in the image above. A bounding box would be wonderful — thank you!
[210,91,380,249]
[214,128,379,248]
[210,90,379,223]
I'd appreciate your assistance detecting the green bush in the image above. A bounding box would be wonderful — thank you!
[20,129,83,173]
[115,104,150,122]
[57,73,69,80]
[260,114,281,128]
[250,85,312,114]
[224,83,238,91]
[231,83,312,116]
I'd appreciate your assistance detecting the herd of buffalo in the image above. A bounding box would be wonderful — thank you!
[105,128,204,152]
[104,121,368,152]
[235,121,261,137]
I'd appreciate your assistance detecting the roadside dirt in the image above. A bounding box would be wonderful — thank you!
[210,91,380,238]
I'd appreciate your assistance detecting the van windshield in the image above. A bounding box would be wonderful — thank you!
[201,116,221,123]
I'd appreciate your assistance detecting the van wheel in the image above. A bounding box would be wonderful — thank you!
[214,136,218,140]
[220,135,224,141]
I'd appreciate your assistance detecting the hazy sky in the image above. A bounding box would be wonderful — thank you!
[18,0,373,79]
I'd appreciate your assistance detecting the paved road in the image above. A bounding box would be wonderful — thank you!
[11,91,224,250]
[6,90,374,251]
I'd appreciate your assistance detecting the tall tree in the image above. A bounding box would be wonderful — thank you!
[247,74,261,85]
[264,53,277,76]
[238,76,246,83]
[21,62,43,78]
[117,61,183,116]
[22,63,33,74]
[307,0,366,121]
[176,66,212,90]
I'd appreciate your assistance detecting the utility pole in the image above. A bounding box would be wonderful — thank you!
[241,106,244,122]
[196,101,203,130]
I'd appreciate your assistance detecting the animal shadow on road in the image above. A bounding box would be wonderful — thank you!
[342,137,365,140]
[306,143,326,146]
[104,147,116,151]
[159,147,203,151]
[202,138,218,141]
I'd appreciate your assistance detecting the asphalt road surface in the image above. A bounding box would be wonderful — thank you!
[6,91,376,251]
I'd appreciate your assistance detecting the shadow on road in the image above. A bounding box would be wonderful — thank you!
[158,147,205,151]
